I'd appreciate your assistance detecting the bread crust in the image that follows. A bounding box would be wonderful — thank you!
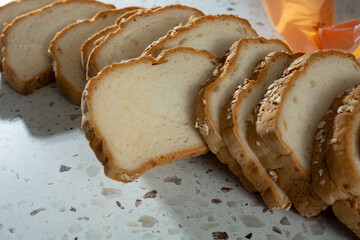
[86,5,204,78]
[1,0,115,94]
[80,9,141,71]
[256,50,360,216]
[220,52,301,209]
[312,91,350,205]
[142,14,258,58]
[82,47,218,182]
[333,197,360,238]
[49,7,139,105]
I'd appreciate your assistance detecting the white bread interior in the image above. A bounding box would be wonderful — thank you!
[81,47,219,182]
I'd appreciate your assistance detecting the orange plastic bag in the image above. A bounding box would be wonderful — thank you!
[263,0,360,58]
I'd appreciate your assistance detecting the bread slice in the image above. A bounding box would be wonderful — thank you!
[86,5,204,79]
[256,50,360,217]
[49,7,140,105]
[1,0,114,94]
[194,37,290,192]
[81,47,219,182]
[142,14,258,58]
[220,51,302,209]
[80,9,142,70]
[0,0,58,71]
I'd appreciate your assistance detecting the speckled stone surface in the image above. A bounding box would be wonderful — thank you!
[0,0,359,239]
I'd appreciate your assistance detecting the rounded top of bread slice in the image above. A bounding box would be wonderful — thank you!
[143,14,258,58]
[86,5,204,78]
[2,0,114,93]
[196,37,290,153]
[257,50,360,176]
[82,47,219,182]
[49,7,140,105]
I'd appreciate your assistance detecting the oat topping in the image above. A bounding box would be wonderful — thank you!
[337,106,344,113]
[319,180,325,185]
[315,129,326,140]
[318,169,323,177]
[256,141,261,146]
[269,170,278,181]
[199,124,209,136]
[346,106,354,112]
[329,138,337,145]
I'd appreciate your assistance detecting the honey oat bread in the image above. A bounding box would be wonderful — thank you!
[0,0,57,71]
[1,0,114,94]
[80,9,142,70]
[195,37,290,192]
[49,7,140,105]
[86,5,204,78]
[142,14,258,58]
[220,51,302,209]
[256,50,360,217]
[81,47,219,182]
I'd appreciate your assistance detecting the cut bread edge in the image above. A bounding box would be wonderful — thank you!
[81,47,218,182]
[333,197,360,238]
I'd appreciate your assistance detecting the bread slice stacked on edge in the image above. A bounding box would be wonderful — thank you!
[0,0,58,71]
[311,85,360,237]
[1,0,114,94]
[220,51,302,210]
[49,7,140,105]
[143,14,258,58]
[86,5,204,79]
[195,37,290,192]
[256,50,360,217]
[82,47,219,182]
[81,9,142,70]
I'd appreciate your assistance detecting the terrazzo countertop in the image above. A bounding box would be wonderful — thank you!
[1,0,359,239]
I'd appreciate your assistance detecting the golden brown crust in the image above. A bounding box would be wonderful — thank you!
[81,8,141,71]
[143,14,258,58]
[255,50,360,216]
[333,198,360,238]
[87,5,204,78]
[82,47,218,182]
[312,91,350,205]
[220,52,301,210]
[49,7,139,105]
[327,87,360,195]
[1,0,115,94]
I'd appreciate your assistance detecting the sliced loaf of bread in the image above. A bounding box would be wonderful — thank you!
[49,7,140,105]
[86,5,204,79]
[81,47,219,182]
[220,51,301,209]
[0,0,57,71]
[256,50,360,217]
[1,0,114,94]
[195,37,290,192]
[81,9,141,70]
[142,14,258,58]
